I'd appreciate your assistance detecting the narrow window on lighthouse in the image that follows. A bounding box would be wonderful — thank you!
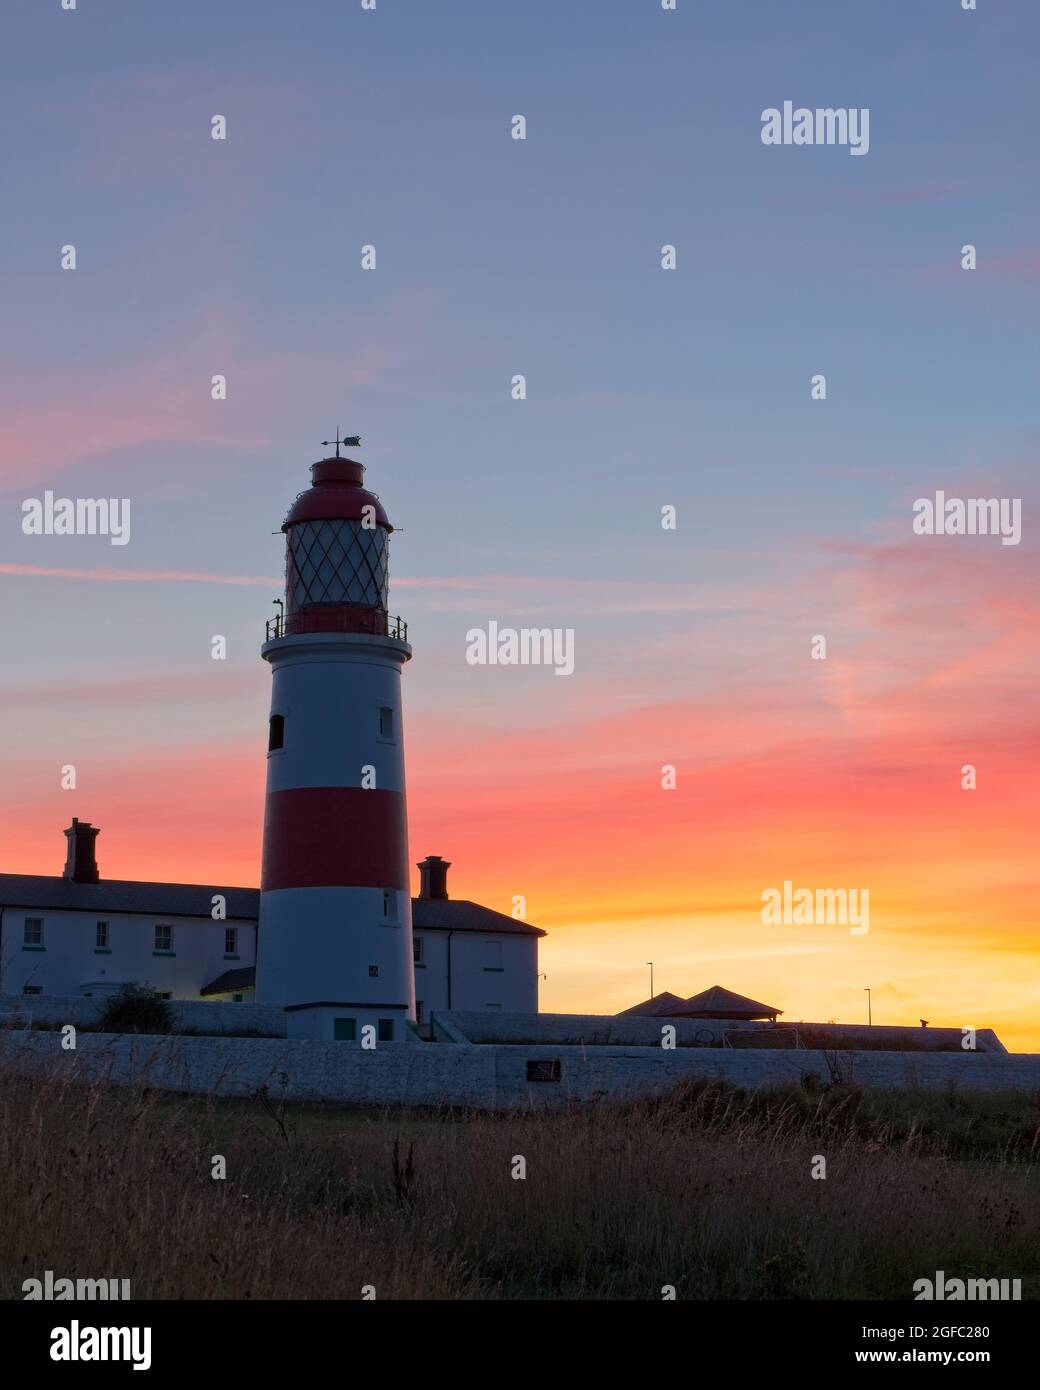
[382,889,397,923]
[268,714,285,752]
[378,706,394,741]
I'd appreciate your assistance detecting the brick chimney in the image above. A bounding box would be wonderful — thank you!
[63,818,100,884]
[417,855,450,900]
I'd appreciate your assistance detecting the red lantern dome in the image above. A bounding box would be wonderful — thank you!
[282,456,393,530]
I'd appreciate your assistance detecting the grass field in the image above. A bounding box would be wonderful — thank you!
[2,1067,1038,1299]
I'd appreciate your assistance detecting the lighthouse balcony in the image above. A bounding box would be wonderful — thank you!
[266,609,408,642]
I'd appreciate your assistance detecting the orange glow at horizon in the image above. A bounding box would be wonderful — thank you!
[2,678,1037,1050]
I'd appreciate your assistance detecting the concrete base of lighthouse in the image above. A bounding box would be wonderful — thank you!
[258,886,414,1039]
[284,1003,413,1044]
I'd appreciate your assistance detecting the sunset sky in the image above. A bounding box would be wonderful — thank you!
[2,1,1037,1047]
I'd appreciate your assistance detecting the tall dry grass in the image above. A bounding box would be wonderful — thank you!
[1,1062,1038,1300]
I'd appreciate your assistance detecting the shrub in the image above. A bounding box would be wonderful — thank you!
[98,984,174,1035]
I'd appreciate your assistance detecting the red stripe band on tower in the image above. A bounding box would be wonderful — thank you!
[261,787,409,891]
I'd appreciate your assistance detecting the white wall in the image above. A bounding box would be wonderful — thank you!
[5,1030,1039,1111]
[262,633,410,795]
[0,910,538,1018]
[285,1005,413,1043]
[0,909,256,999]
[257,887,413,1013]
[411,930,539,1020]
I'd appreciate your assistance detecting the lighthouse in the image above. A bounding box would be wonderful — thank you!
[254,436,415,1042]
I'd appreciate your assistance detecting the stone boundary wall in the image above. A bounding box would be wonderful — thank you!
[2,1030,1038,1110]
[0,992,285,1037]
[436,1010,1006,1053]
[435,1011,765,1047]
[1,998,1006,1056]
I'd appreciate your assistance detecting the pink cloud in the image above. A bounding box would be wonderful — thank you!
[0,670,262,710]
[0,564,792,618]
[0,350,263,489]
[0,287,443,490]
[0,563,277,586]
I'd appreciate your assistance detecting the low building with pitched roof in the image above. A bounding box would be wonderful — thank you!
[0,822,545,1032]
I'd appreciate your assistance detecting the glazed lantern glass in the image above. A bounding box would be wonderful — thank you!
[286,519,389,611]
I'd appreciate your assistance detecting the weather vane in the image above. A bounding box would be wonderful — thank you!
[321,428,361,458]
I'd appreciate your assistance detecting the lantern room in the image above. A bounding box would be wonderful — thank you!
[272,450,405,639]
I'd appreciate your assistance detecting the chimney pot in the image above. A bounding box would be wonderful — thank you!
[417,855,450,900]
[64,819,100,884]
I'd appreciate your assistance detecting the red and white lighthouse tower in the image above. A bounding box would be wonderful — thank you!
[254,437,415,1041]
